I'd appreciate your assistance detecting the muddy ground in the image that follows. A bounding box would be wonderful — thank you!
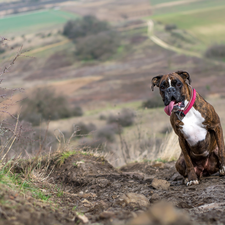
[1,153,225,225]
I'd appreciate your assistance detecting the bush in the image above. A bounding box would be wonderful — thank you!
[75,32,120,60]
[78,124,119,151]
[0,47,5,54]
[71,106,83,117]
[73,122,96,138]
[63,15,120,60]
[95,124,117,143]
[142,96,164,109]
[79,137,106,151]
[160,125,173,134]
[20,87,82,126]
[0,121,57,158]
[165,24,177,31]
[107,108,135,127]
[205,44,225,58]
[63,15,110,41]
[99,114,107,120]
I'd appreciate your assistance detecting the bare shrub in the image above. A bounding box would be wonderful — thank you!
[107,108,135,127]
[99,114,107,120]
[73,122,96,138]
[205,44,225,58]
[142,97,164,109]
[0,120,57,159]
[71,106,83,117]
[160,125,173,134]
[165,24,177,31]
[95,124,116,143]
[0,47,5,54]
[63,15,110,41]
[63,15,120,60]
[20,87,82,126]
[78,124,121,151]
[79,137,106,151]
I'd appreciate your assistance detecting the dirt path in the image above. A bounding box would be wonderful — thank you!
[153,0,202,9]
[47,154,225,225]
[1,153,225,225]
[147,19,202,58]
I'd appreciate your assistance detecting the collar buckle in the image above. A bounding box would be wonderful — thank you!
[176,110,185,121]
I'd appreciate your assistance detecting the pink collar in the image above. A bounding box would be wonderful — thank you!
[176,87,196,120]
[183,87,196,115]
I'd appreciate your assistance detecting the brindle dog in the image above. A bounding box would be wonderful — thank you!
[151,71,225,186]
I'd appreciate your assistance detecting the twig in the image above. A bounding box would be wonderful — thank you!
[0,45,23,77]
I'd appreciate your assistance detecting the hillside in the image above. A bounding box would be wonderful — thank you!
[0,1,225,224]
[0,0,225,165]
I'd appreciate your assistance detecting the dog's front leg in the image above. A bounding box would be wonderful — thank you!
[178,137,199,186]
[212,125,225,175]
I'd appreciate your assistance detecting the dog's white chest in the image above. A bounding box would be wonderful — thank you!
[180,106,207,146]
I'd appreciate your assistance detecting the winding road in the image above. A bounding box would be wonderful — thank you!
[147,19,201,58]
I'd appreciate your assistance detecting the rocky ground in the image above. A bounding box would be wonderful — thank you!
[1,152,225,225]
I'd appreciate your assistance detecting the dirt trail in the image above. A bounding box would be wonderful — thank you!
[147,19,201,58]
[1,153,225,225]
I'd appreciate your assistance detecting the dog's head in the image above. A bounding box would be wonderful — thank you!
[151,71,191,115]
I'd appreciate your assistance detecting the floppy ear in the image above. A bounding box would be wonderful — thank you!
[151,75,163,91]
[175,70,191,84]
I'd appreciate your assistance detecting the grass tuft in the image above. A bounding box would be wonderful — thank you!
[57,150,77,166]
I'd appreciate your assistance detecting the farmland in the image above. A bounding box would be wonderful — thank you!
[150,0,225,45]
[0,9,78,35]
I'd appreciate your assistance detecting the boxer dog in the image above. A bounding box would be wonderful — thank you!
[151,71,225,186]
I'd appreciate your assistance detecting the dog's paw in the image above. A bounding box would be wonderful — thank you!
[219,166,225,176]
[186,180,199,186]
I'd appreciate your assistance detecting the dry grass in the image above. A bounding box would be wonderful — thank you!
[105,129,180,168]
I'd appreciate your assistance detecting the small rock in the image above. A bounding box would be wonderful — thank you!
[144,175,155,183]
[129,201,192,225]
[150,193,160,203]
[133,172,144,180]
[170,173,183,181]
[82,199,93,207]
[99,211,116,219]
[111,182,121,189]
[80,192,97,199]
[152,162,165,169]
[122,172,144,180]
[97,178,110,188]
[120,193,150,208]
[76,213,89,223]
[151,178,170,190]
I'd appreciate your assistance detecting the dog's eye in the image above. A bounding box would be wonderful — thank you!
[177,83,182,87]
[160,86,165,90]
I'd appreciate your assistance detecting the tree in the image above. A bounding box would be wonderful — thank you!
[63,15,110,42]
[63,15,120,60]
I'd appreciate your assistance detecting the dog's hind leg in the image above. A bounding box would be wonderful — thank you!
[175,153,187,178]
[203,148,220,175]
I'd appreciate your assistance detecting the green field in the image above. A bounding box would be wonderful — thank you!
[0,9,78,35]
[151,0,225,44]
[149,0,182,6]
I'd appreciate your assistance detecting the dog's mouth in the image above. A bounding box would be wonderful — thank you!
[164,100,184,116]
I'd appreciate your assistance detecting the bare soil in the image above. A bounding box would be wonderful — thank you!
[1,153,225,225]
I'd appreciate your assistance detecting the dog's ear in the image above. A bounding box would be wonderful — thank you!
[151,75,163,91]
[175,70,191,85]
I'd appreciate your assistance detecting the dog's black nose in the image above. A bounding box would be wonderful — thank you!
[167,87,176,93]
